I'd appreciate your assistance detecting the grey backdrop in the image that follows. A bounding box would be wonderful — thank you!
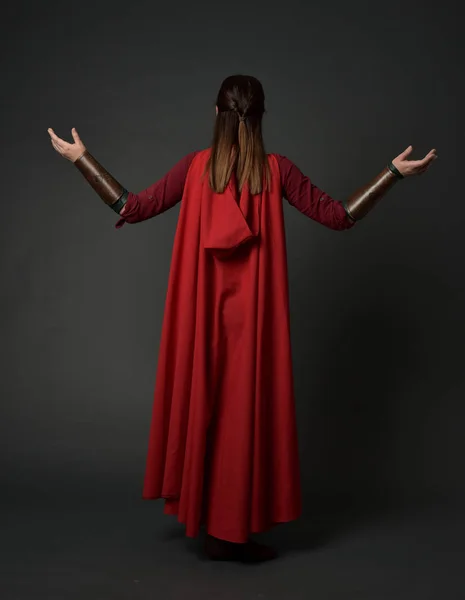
[1,0,462,519]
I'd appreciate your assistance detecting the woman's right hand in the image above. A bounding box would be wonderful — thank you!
[48,127,86,162]
[391,145,437,177]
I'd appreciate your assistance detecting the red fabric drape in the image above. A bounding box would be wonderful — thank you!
[142,150,301,543]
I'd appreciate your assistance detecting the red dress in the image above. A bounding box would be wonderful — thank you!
[117,149,354,543]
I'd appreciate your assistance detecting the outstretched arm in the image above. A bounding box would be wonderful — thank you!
[279,146,437,229]
[48,128,198,227]
[278,154,353,230]
[344,145,437,221]
[48,128,128,213]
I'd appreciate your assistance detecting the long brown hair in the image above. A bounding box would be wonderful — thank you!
[207,75,269,195]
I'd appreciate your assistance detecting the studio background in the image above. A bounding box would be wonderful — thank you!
[1,0,462,522]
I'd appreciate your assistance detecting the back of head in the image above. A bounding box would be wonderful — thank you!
[208,75,269,195]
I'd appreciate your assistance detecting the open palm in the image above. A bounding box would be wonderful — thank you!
[392,145,437,177]
[48,127,86,162]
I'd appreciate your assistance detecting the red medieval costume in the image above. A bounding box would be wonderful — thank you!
[50,110,429,549]
[115,149,354,543]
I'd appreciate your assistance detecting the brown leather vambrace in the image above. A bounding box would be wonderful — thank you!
[344,165,403,221]
[74,150,128,213]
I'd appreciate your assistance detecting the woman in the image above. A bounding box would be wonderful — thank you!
[48,75,437,563]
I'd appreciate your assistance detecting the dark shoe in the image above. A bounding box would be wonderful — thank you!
[204,534,242,561]
[204,535,278,563]
[240,539,278,563]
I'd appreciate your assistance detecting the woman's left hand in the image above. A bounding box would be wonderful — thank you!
[392,146,438,177]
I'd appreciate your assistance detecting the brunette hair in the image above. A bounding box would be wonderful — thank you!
[207,75,269,195]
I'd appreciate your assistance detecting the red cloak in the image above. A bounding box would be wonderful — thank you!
[141,150,301,542]
[116,148,354,543]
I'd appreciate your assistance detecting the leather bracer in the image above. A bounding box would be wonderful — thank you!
[74,150,128,213]
[344,165,402,221]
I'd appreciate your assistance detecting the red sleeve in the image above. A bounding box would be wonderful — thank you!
[115,151,199,229]
[276,155,355,231]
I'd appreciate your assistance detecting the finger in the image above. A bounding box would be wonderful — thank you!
[423,156,437,169]
[51,137,66,152]
[50,136,62,151]
[407,152,436,167]
[51,138,64,151]
[47,127,61,141]
[424,149,438,161]
[410,158,436,175]
[49,131,63,145]
[48,128,68,146]
[416,153,437,168]
[71,127,82,144]
[51,139,64,154]
[417,149,436,162]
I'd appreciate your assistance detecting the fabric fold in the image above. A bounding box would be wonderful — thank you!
[142,150,301,543]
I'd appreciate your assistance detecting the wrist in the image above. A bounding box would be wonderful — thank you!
[73,148,87,163]
[110,190,129,214]
[388,161,404,179]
